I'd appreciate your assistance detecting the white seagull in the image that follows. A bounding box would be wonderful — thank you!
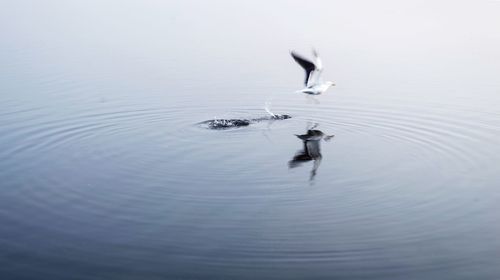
[290,49,335,95]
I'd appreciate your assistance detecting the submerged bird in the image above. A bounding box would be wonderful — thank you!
[201,114,291,129]
[290,49,335,95]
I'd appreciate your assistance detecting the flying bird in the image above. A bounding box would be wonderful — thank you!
[290,49,335,95]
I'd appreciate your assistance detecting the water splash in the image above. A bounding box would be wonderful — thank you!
[205,118,251,129]
[200,113,291,129]
[264,101,276,117]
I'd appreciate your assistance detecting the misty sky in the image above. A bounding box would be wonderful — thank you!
[1,1,499,98]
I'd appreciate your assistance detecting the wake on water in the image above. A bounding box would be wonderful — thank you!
[201,113,291,129]
[201,99,291,129]
[200,92,292,129]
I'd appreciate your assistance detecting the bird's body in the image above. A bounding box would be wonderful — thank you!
[291,50,335,95]
[299,83,334,95]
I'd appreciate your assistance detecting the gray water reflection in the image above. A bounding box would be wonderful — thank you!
[289,124,334,181]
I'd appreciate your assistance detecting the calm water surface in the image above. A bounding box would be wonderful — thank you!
[1,1,500,279]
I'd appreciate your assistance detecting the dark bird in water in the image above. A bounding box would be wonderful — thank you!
[290,49,335,95]
[289,127,334,181]
[202,114,291,129]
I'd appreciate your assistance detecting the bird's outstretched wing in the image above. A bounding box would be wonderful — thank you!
[291,51,316,86]
[309,49,324,86]
[313,49,323,71]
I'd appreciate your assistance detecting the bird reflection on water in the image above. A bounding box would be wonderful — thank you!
[288,124,334,181]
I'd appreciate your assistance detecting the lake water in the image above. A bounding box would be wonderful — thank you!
[1,1,500,279]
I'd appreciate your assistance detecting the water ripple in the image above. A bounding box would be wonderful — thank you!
[1,89,500,278]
